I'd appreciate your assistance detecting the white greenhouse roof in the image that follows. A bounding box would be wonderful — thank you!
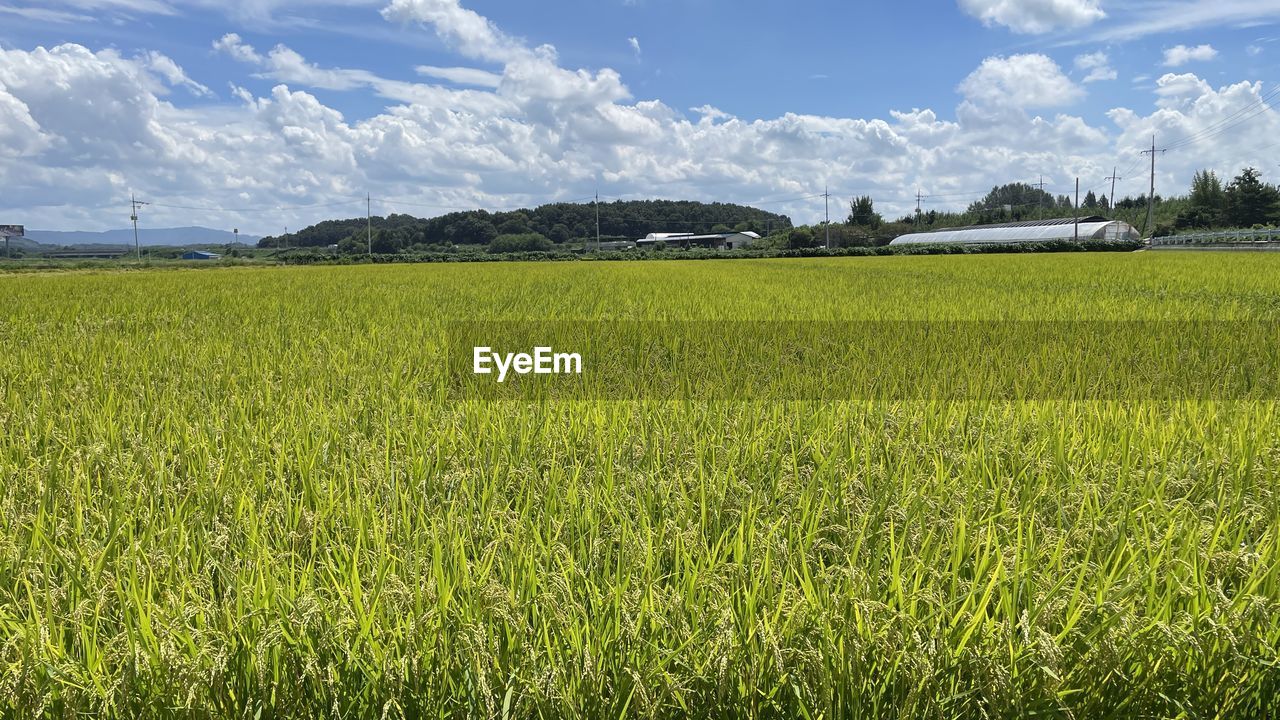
[890,217,1139,245]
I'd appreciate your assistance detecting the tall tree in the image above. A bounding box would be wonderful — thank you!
[1224,167,1280,228]
[1176,169,1227,229]
[1083,190,1098,209]
[966,183,1055,223]
[846,196,883,228]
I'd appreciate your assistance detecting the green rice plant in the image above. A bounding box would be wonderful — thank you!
[0,253,1278,718]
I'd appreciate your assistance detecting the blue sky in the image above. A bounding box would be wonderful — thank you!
[1,0,1278,233]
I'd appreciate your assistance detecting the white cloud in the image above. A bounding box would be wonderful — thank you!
[380,0,529,63]
[958,54,1085,108]
[1074,51,1117,83]
[628,36,641,59]
[35,0,385,23]
[414,65,501,87]
[1153,72,1214,109]
[957,0,1105,33]
[3,2,1280,234]
[144,51,213,97]
[0,4,95,22]
[1247,44,1263,56]
[213,33,263,64]
[1163,44,1218,66]
[1084,0,1280,42]
[33,0,176,15]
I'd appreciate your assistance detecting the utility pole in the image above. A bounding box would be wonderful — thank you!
[1033,176,1046,220]
[366,193,372,255]
[1073,177,1080,242]
[823,185,831,249]
[595,190,600,252]
[1140,135,1166,237]
[1104,167,1121,219]
[130,193,148,261]
[915,189,923,230]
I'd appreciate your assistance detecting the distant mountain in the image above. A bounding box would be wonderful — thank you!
[24,227,260,248]
[2,235,41,254]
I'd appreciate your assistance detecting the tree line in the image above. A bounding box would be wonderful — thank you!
[259,200,792,253]
[262,168,1279,255]
[774,166,1280,249]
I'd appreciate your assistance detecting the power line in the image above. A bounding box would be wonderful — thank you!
[143,198,366,213]
[1163,84,1280,151]
[1105,167,1122,219]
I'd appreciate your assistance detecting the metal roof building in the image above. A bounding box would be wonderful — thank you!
[890,217,1141,246]
[636,231,760,250]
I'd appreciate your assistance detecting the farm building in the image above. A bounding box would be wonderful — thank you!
[181,250,222,260]
[890,217,1141,246]
[636,231,760,250]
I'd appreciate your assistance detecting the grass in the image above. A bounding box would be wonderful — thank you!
[1,253,1279,718]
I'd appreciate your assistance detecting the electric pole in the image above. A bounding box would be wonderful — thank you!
[1104,167,1121,219]
[1140,136,1166,237]
[915,189,923,230]
[130,193,149,260]
[1033,176,1046,220]
[367,193,372,256]
[823,185,831,249]
[1073,177,1080,242]
[595,190,600,252]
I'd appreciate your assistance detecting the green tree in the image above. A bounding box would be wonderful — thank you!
[787,226,817,249]
[846,195,883,229]
[1082,191,1098,210]
[447,216,499,245]
[370,229,400,254]
[488,233,553,254]
[548,223,572,243]
[1223,168,1277,228]
[496,213,531,235]
[967,183,1055,223]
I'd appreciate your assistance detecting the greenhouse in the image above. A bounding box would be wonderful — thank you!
[890,217,1142,245]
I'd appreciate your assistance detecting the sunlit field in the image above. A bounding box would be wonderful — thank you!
[2,253,1279,718]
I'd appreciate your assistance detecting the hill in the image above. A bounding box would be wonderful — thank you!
[25,227,261,248]
[260,200,793,250]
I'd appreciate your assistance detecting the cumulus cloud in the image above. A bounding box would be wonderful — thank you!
[1074,51,1117,83]
[958,54,1085,108]
[1162,43,1219,66]
[3,1,1279,234]
[957,0,1105,33]
[213,33,263,64]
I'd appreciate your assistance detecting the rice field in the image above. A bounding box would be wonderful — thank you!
[2,253,1279,718]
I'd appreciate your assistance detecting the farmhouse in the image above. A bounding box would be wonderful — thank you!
[181,250,222,260]
[890,217,1141,246]
[635,231,760,250]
